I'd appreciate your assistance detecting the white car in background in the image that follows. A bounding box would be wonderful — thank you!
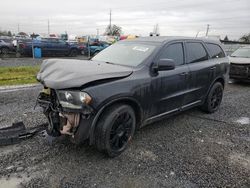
[229,46,250,82]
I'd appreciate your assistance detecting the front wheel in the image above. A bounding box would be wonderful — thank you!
[1,47,9,54]
[93,51,100,56]
[201,82,224,113]
[95,105,136,157]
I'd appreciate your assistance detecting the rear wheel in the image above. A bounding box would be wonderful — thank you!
[95,104,136,157]
[70,49,78,57]
[201,82,224,113]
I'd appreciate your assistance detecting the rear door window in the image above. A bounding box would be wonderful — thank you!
[159,43,184,66]
[206,43,225,58]
[186,42,209,63]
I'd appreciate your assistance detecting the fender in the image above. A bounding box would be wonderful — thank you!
[88,96,143,145]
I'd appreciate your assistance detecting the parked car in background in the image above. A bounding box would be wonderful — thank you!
[18,38,80,57]
[0,38,15,54]
[75,43,87,55]
[83,41,110,56]
[229,46,250,82]
[37,37,229,157]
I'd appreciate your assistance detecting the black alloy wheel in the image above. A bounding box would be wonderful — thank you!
[201,82,224,113]
[95,105,136,157]
[109,112,133,151]
[210,86,223,110]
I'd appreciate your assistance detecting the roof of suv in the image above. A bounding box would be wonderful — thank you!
[131,36,221,44]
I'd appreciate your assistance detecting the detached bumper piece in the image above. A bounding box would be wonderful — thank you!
[0,122,46,146]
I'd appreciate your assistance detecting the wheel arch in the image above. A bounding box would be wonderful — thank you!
[214,77,225,88]
[205,76,225,100]
[89,97,143,145]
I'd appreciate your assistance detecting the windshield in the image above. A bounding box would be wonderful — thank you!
[231,48,250,58]
[92,42,157,67]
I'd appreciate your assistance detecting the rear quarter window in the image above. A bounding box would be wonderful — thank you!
[206,43,225,58]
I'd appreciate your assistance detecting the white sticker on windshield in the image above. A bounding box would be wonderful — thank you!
[133,46,149,52]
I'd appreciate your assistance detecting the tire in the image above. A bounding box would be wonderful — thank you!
[16,52,21,58]
[201,82,224,113]
[93,51,100,56]
[70,49,78,57]
[80,50,85,55]
[95,104,136,157]
[1,47,9,54]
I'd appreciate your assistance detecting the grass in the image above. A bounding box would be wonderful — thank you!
[0,66,40,86]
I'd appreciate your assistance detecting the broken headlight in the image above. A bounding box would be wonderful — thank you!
[57,90,92,109]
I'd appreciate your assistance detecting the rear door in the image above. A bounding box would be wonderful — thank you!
[183,41,215,106]
[151,42,189,117]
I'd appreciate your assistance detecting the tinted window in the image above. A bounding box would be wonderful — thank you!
[186,42,208,63]
[159,43,184,66]
[206,43,225,58]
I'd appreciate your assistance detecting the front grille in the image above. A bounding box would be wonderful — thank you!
[230,64,249,78]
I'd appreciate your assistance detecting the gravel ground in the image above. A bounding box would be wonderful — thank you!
[0,82,249,188]
[0,56,89,67]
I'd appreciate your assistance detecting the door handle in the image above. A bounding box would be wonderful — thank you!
[210,67,216,70]
[180,72,189,76]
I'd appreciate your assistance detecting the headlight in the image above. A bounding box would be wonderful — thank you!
[57,90,92,109]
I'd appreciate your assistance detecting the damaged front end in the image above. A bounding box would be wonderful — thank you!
[37,87,94,141]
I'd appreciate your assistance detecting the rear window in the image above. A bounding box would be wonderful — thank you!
[206,43,225,58]
[186,42,209,64]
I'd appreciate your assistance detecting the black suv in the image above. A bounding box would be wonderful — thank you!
[37,37,229,157]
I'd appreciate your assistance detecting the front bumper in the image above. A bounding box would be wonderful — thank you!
[229,63,250,80]
[37,88,94,143]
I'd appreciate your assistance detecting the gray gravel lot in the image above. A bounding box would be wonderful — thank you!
[0,56,89,67]
[0,83,249,188]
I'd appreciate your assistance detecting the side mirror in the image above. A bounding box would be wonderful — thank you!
[153,59,175,72]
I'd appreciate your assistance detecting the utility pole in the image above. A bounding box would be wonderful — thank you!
[109,9,112,34]
[205,24,210,37]
[96,28,99,36]
[195,31,200,38]
[18,24,20,33]
[48,19,50,36]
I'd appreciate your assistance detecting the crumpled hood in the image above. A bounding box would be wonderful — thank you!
[37,59,133,89]
[229,57,250,65]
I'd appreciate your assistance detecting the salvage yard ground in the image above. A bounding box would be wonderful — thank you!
[0,80,249,187]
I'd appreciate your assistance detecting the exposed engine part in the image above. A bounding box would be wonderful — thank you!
[60,113,80,136]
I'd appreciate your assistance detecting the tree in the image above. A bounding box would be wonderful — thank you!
[0,30,12,36]
[7,31,12,36]
[18,32,28,36]
[223,35,229,41]
[0,30,8,36]
[104,25,122,36]
[239,33,250,43]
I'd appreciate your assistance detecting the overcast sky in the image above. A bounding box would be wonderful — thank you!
[0,0,249,39]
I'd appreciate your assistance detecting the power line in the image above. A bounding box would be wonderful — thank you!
[48,19,50,35]
[109,9,112,33]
